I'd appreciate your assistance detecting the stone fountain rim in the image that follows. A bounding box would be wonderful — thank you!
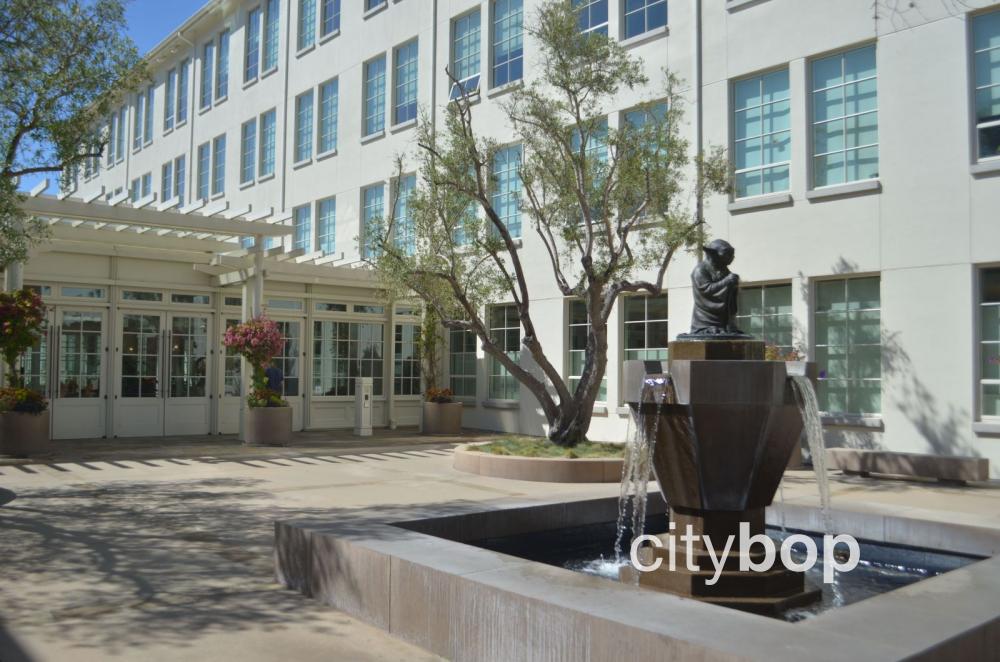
[453,443,624,483]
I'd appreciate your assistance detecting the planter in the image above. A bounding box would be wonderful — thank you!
[421,401,463,435]
[453,445,624,483]
[244,406,292,446]
[0,410,51,457]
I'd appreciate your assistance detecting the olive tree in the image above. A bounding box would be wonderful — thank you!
[367,0,729,447]
[0,0,145,267]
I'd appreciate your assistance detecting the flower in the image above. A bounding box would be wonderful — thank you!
[222,315,288,408]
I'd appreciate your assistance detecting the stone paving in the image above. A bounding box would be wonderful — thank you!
[0,431,998,661]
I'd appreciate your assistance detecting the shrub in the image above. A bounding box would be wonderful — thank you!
[425,387,454,404]
[0,387,48,414]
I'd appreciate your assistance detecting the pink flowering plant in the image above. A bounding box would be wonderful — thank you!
[0,288,48,413]
[222,315,288,408]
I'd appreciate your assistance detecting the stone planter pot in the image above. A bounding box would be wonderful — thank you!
[244,406,292,446]
[421,401,463,435]
[0,410,51,457]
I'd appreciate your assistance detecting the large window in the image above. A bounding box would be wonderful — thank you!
[394,323,421,395]
[623,0,667,40]
[321,0,341,37]
[393,40,419,125]
[293,204,312,250]
[393,174,416,255]
[980,268,1000,418]
[571,118,608,221]
[200,40,215,109]
[361,183,384,258]
[212,134,226,196]
[298,0,316,51]
[143,86,153,144]
[312,321,384,396]
[492,145,522,237]
[197,143,211,201]
[224,318,242,396]
[492,0,523,87]
[263,0,280,71]
[61,312,102,398]
[273,321,300,397]
[319,78,339,153]
[733,69,790,199]
[623,295,669,361]
[164,68,176,131]
[814,276,881,416]
[174,155,186,206]
[811,45,878,187]
[245,7,262,82]
[364,55,386,136]
[161,161,174,202]
[568,300,606,401]
[176,59,189,124]
[318,196,336,253]
[260,108,277,178]
[574,0,608,35]
[973,10,1000,160]
[216,28,230,99]
[294,89,314,162]
[449,329,477,398]
[451,10,481,98]
[134,86,154,149]
[737,284,793,354]
[489,304,520,400]
[240,118,257,184]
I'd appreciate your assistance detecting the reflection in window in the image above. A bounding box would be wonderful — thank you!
[736,284,793,354]
[394,323,422,395]
[980,268,1000,418]
[169,316,208,397]
[312,321,384,396]
[568,300,606,400]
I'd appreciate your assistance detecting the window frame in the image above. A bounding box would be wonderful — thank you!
[978,266,1000,419]
[450,9,482,100]
[972,9,1000,162]
[731,67,792,200]
[294,88,315,163]
[491,0,523,88]
[393,39,419,127]
[363,54,387,137]
[622,0,668,41]
[566,299,607,403]
[487,303,520,401]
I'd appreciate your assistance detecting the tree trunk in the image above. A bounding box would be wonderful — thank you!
[546,314,608,448]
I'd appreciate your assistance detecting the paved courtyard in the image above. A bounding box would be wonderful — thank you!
[1,431,998,661]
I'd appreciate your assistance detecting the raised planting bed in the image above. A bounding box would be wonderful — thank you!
[453,438,625,483]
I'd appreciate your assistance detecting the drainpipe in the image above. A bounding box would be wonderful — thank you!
[693,0,704,231]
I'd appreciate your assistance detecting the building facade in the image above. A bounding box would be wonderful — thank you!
[11,0,1000,476]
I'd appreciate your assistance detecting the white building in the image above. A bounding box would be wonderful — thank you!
[7,0,1000,477]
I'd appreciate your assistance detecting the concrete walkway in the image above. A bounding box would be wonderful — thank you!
[0,436,997,661]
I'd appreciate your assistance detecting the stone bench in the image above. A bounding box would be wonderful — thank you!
[827,448,990,483]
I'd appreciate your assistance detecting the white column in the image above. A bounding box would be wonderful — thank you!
[253,234,264,316]
[4,261,24,291]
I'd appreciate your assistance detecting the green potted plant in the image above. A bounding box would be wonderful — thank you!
[223,314,291,446]
[0,288,49,456]
[419,309,463,434]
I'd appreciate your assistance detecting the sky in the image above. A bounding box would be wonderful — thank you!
[18,0,208,193]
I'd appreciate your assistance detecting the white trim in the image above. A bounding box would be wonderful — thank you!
[805,178,881,201]
[620,25,669,50]
[726,0,770,10]
[728,192,793,212]
[971,158,1000,176]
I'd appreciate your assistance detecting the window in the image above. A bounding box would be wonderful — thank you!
[365,0,386,12]
[973,10,1000,160]
[393,174,416,255]
[141,172,151,198]
[174,155,186,206]
[451,10,481,99]
[316,302,347,312]
[312,321,384,396]
[355,304,384,314]
[241,118,257,184]
[177,59,189,123]
[814,276,881,416]
[298,0,316,51]
[623,0,667,39]
[623,295,669,361]
[492,0,523,87]
[572,118,608,221]
[264,0,280,70]
[130,178,140,202]
[246,7,262,82]
[267,298,303,310]
[143,86,153,144]
[294,89,314,162]
[197,143,211,201]
[165,68,176,131]
[171,293,211,305]
[980,268,1000,418]
[224,318,242,396]
[488,304,520,400]
[60,311,102,398]
[364,55,386,136]
[361,184,384,258]
[811,44,878,187]
[161,161,173,202]
[293,204,312,250]
[449,329,477,397]
[321,0,340,37]
[492,145,522,237]
[260,109,277,177]
[394,323,422,395]
[568,300,606,401]
[574,0,608,35]
[734,69,790,198]
[134,88,152,149]
[201,40,215,109]
[18,329,47,395]
[318,196,336,253]
[216,28,230,98]
[62,287,105,299]
[393,40,418,125]
[319,78,338,153]
[273,321,300,397]
[123,290,163,302]
[212,134,226,195]
[736,284,793,354]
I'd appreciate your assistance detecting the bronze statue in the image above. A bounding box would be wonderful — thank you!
[684,239,748,337]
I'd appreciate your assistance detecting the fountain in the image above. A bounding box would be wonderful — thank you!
[619,239,823,614]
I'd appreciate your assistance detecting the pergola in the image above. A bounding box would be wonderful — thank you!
[10,180,377,313]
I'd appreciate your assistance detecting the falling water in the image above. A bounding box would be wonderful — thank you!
[614,377,667,570]
[789,375,832,533]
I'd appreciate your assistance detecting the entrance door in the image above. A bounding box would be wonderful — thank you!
[52,309,108,439]
[115,311,212,437]
[218,317,243,434]
[274,320,303,430]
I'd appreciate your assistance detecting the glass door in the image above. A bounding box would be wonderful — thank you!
[52,309,107,439]
[274,320,303,430]
[164,314,211,435]
[115,311,164,437]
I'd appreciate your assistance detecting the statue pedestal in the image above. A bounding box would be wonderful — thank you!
[669,338,765,361]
